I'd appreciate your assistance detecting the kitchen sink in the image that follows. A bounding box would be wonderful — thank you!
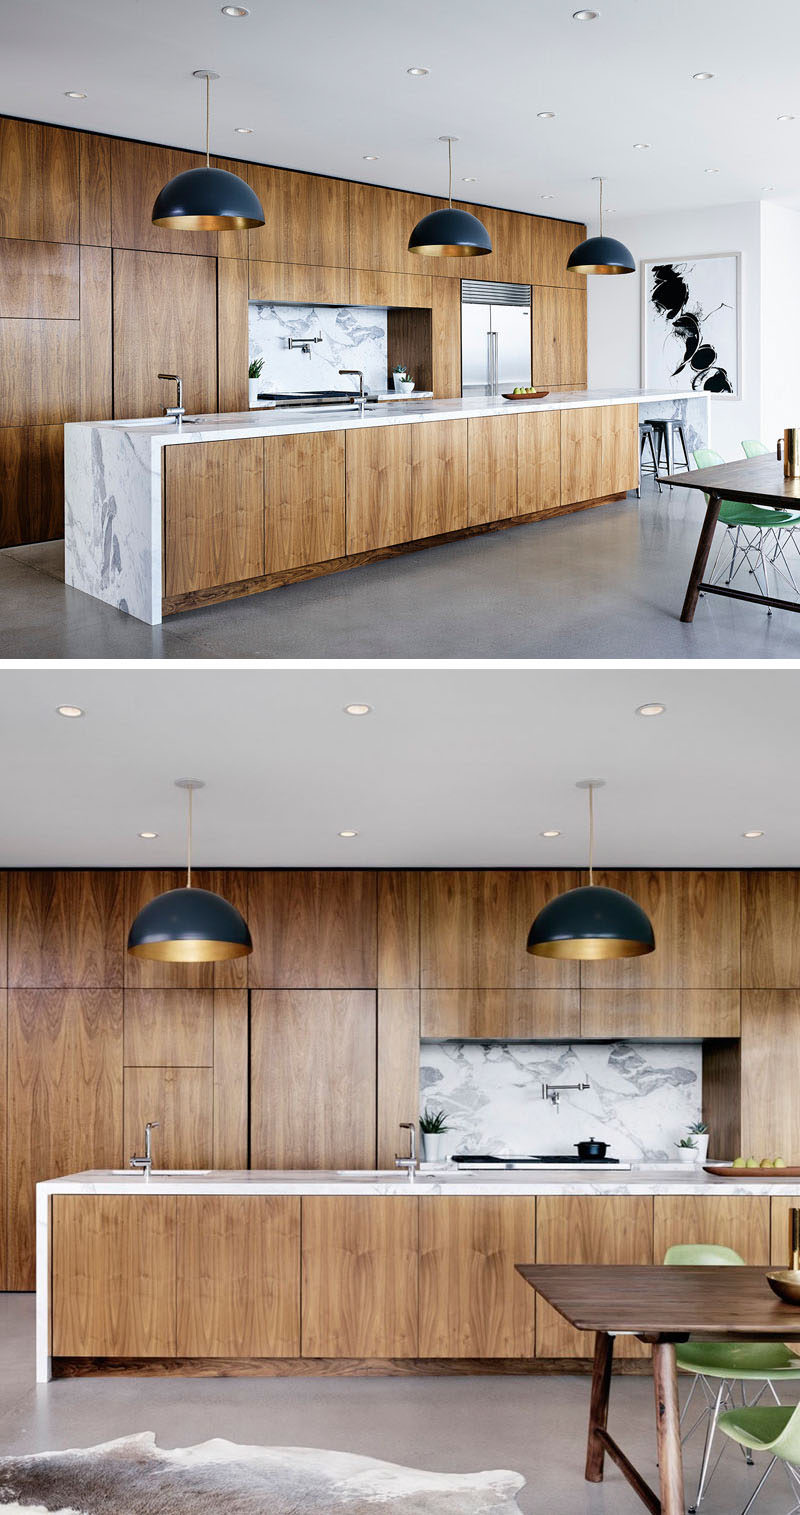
[335,1169,437,1181]
[108,1168,213,1176]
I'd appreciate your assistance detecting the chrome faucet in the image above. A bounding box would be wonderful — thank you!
[130,1121,159,1175]
[542,1080,590,1112]
[158,373,185,424]
[339,368,367,416]
[395,1122,418,1180]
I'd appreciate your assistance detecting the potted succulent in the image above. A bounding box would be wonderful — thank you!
[420,1107,451,1163]
[249,357,264,408]
[675,1136,698,1165]
[392,363,415,396]
[687,1120,710,1164]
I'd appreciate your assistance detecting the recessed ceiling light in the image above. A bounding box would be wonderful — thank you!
[705,167,720,174]
[573,8,599,17]
[537,111,556,120]
[462,175,478,183]
[633,142,651,150]
[762,184,775,192]
[743,830,765,839]
[636,703,666,717]
[362,154,380,161]
[338,830,358,838]
[234,126,254,134]
[221,5,249,14]
[64,91,87,99]
[778,114,795,122]
[692,72,714,81]
[407,66,430,76]
[540,830,562,838]
[540,193,555,200]
[138,832,158,840]
[56,704,85,718]
[344,703,371,716]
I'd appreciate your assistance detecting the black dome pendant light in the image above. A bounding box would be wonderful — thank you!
[152,70,265,231]
[527,780,655,960]
[566,176,634,276]
[128,780,252,963]
[408,136,492,258]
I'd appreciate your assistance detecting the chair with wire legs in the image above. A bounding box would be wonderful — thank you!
[741,438,800,594]
[693,447,800,613]
[719,1397,800,1515]
[637,422,663,498]
[665,1243,800,1513]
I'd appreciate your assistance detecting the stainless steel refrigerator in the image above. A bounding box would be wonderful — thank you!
[461,280,532,396]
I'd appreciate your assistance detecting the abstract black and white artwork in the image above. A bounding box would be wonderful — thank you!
[642,253,740,399]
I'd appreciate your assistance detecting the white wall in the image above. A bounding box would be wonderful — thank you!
[760,202,800,450]
[588,201,763,461]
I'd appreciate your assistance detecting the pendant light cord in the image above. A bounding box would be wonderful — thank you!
[597,176,604,237]
[588,784,594,886]
[205,73,210,168]
[186,784,193,887]
[447,137,453,206]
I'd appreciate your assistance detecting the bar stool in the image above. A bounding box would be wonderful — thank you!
[649,418,692,483]
[637,422,662,498]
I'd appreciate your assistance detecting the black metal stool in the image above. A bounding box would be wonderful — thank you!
[638,422,662,498]
[649,418,691,484]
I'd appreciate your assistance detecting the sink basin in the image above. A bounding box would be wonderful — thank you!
[109,1168,212,1176]
[335,1169,435,1181]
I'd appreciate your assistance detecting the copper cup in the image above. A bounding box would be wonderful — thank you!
[784,429,800,479]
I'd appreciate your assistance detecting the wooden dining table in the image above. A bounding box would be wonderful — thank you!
[669,455,800,621]
[516,1264,800,1515]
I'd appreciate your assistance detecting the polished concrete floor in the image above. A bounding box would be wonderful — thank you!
[2,481,800,659]
[0,1298,797,1513]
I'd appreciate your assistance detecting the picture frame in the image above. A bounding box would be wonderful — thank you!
[641,251,741,400]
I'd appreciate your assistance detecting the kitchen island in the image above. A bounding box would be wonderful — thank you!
[38,1159,788,1380]
[64,388,708,625]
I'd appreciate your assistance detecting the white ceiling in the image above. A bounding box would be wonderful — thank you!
[4,0,800,221]
[0,666,798,869]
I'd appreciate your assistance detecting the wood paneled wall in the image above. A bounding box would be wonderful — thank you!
[5,865,795,1290]
[0,112,587,546]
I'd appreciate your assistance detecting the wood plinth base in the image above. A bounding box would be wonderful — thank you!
[51,1354,653,1379]
[162,493,627,617]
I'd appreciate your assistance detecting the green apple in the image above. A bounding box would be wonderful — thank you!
[732,1156,746,1167]
[775,1157,787,1168]
[760,1158,773,1168]
[745,1156,759,1168]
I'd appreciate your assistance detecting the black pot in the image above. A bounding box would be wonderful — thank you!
[575,1138,609,1160]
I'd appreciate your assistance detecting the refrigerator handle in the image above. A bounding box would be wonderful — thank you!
[486,330,493,395]
[491,330,499,395]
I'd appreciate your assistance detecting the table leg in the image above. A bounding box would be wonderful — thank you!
[680,490,722,622]
[653,1341,684,1515]
[585,1331,614,1482]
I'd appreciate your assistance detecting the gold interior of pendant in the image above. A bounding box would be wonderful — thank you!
[128,939,252,962]
[528,937,654,960]
[152,214,262,230]
[409,243,490,257]
[568,262,631,275]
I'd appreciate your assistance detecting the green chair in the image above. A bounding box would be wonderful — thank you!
[694,447,800,608]
[742,438,800,588]
[719,1399,800,1514]
[742,439,771,457]
[665,1243,800,1512]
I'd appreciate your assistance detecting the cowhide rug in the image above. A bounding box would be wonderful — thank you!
[0,1433,527,1514]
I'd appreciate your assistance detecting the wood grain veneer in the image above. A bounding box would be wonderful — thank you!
[468,414,518,526]
[419,1196,535,1357]
[248,166,350,268]
[348,183,434,277]
[164,436,265,598]
[301,1196,419,1357]
[112,248,217,420]
[535,1196,654,1358]
[123,990,214,1068]
[0,238,79,319]
[0,873,7,986]
[0,317,79,427]
[410,418,468,539]
[420,870,580,988]
[0,120,79,243]
[344,424,412,554]
[8,870,123,987]
[581,871,741,989]
[0,990,6,1290]
[8,989,123,1289]
[265,429,345,572]
[0,425,65,546]
[771,1198,799,1266]
[79,245,112,420]
[212,991,249,1168]
[250,990,376,1169]
[740,991,800,1159]
[532,287,587,386]
[431,277,461,397]
[579,989,740,1039]
[247,870,377,987]
[52,1195,176,1356]
[530,219,587,289]
[78,133,111,246]
[653,1195,770,1264]
[110,138,216,255]
[217,257,249,413]
[248,260,350,305]
[348,268,432,309]
[517,408,561,515]
[560,404,605,504]
[53,1355,614,1377]
[124,1066,214,1171]
[601,402,638,495]
[212,159,250,262]
[421,988,580,1039]
[386,306,433,395]
[377,990,420,1168]
[742,873,800,987]
[177,1196,300,1356]
[377,872,420,988]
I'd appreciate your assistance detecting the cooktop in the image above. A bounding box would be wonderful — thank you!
[451,1153,623,1168]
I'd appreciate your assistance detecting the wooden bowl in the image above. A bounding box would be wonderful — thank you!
[767,1270,800,1305]
[502,390,549,401]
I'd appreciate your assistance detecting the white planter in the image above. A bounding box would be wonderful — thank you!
[392,375,415,394]
[422,1132,448,1162]
[692,1134,710,1164]
[675,1146,699,1164]
[249,377,263,408]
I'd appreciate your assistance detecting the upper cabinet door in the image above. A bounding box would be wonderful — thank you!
[0,120,79,243]
[8,871,123,987]
[349,183,434,276]
[420,871,580,988]
[248,165,349,267]
[248,871,377,987]
[110,139,217,255]
[112,249,217,418]
[580,870,741,988]
[530,217,587,289]
[742,872,800,987]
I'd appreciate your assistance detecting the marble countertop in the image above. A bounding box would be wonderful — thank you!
[37,1166,800,1198]
[69,388,698,447]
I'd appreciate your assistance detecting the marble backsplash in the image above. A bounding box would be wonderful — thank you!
[420,1040,703,1162]
[249,302,388,396]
